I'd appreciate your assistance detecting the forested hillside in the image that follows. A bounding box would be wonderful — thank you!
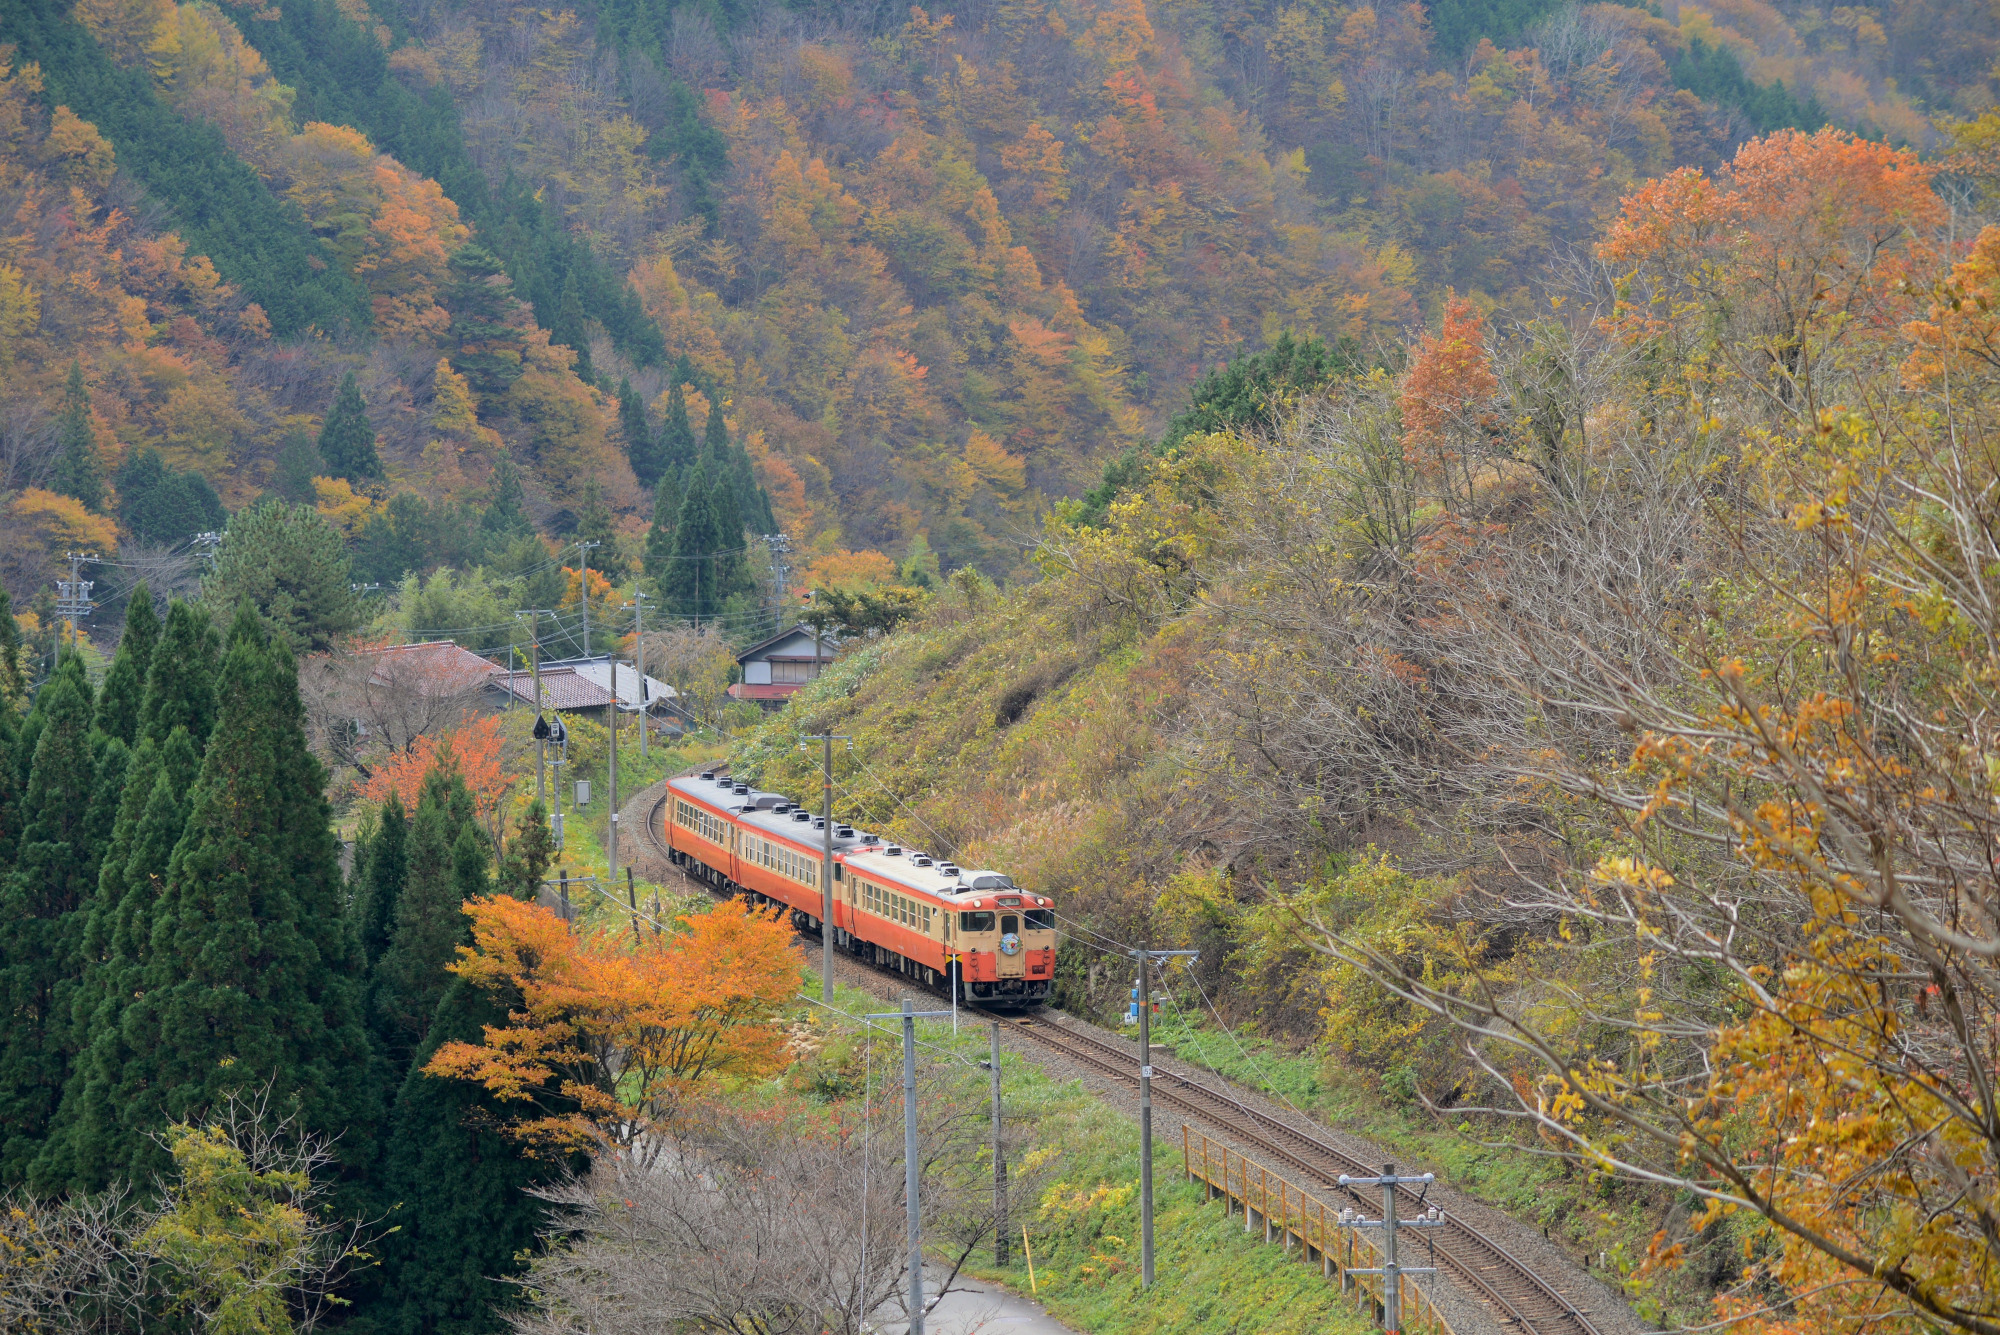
[2,0,1984,612]
[5,0,2000,1332]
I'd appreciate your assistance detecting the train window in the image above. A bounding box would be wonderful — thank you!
[959,911,995,932]
[1000,914,1019,935]
[835,865,843,881]
[1025,909,1054,929]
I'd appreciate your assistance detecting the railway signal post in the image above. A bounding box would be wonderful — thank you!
[1132,948,1197,1288]
[1338,1164,1445,1333]
[867,998,955,1335]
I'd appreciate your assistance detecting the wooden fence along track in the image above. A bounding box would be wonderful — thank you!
[1185,1126,1451,1335]
[995,1017,1605,1335]
[642,786,1603,1335]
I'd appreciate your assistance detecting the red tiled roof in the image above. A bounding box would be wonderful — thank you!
[728,681,803,701]
[361,641,500,694]
[490,666,617,710]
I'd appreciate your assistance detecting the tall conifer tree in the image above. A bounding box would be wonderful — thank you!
[480,455,534,546]
[0,658,97,1181]
[319,371,383,481]
[115,609,378,1183]
[49,729,201,1190]
[659,382,696,471]
[662,462,720,619]
[643,465,686,590]
[620,379,666,487]
[0,585,25,712]
[93,587,159,748]
[371,772,483,1071]
[707,470,748,604]
[703,394,730,461]
[372,976,567,1334]
[140,600,219,752]
[351,793,408,973]
[51,362,103,512]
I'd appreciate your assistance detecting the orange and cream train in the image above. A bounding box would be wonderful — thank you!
[662,771,1056,1005]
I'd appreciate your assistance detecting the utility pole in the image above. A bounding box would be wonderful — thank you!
[54,552,96,669]
[607,645,619,892]
[866,999,955,1335]
[1337,1164,1444,1334]
[516,611,548,805]
[634,590,647,760]
[989,1023,1008,1265]
[802,732,848,1004]
[1132,947,1197,1288]
[577,540,601,657]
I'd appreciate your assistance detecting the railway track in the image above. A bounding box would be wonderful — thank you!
[639,784,1602,1335]
[990,1015,1604,1335]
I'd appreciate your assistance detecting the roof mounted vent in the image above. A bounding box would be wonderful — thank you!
[715,775,733,787]
[940,863,961,877]
[836,825,855,838]
[912,855,934,867]
[885,845,904,857]
[791,810,811,823]
[813,817,826,829]
[698,770,716,781]
[732,783,750,796]
[774,802,792,814]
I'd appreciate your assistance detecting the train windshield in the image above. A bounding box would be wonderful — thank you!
[1024,909,1054,930]
[959,911,996,932]
[1000,914,1019,935]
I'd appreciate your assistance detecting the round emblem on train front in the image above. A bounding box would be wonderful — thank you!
[999,932,1022,956]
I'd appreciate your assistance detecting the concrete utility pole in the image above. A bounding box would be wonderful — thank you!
[989,1023,1008,1265]
[634,590,647,760]
[607,648,618,892]
[1337,1164,1445,1333]
[515,611,549,805]
[54,552,96,668]
[577,540,601,657]
[802,732,849,1005]
[866,999,955,1335]
[1131,947,1197,1288]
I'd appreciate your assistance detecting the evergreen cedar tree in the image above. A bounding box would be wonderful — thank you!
[351,791,409,974]
[38,726,202,1193]
[271,431,323,506]
[368,768,488,1073]
[108,607,379,1185]
[318,371,383,482]
[659,380,697,471]
[202,502,362,654]
[114,449,226,549]
[139,599,220,752]
[0,657,99,1183]
[51,361,102,512]
[92,588,158,749]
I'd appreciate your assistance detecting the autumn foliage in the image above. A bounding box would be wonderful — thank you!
[355,715,509,819]
[423,897,799,1154]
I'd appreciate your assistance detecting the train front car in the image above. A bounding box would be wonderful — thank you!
[841,847,1055,1006]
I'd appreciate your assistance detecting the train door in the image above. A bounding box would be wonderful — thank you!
[996,912,1027,978]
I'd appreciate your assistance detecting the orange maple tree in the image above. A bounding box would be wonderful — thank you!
[423,896,800,1154]
[1398,294,1497,505]
[1598,127,1942,397]
[355,714,509,818]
